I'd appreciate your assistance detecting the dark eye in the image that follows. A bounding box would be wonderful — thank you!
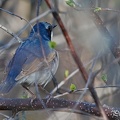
[47,26,52,35]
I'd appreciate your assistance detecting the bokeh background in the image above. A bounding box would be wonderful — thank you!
[0,0,120,119]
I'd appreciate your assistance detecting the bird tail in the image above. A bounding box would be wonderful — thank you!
[0,78,16,94]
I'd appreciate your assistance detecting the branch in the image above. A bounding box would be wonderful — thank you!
[0,98,119,120]
[0,24,22,43]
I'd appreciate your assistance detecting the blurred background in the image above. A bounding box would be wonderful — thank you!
[0,0,120,119]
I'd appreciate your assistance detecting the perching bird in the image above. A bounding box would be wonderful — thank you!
[0,22,59,94]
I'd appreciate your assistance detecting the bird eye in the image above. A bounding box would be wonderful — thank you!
[47,26,52,32]
[47,26,52,36]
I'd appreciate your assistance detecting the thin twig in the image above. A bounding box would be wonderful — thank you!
[76,52,100,100]
[50,69,79,95]
[0,7,34,34]
[73,7,120,14]
[0,24,22,43]
[0,7,28,22]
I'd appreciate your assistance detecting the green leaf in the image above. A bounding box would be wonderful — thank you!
[70,83,76,91]
[21,92,28,99]
[49,41,57,49]
[65,0,76,7]
[101,74,107,83]
[64,70,69,78]
[94,7,102,12]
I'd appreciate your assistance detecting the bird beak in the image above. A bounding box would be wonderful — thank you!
[52,24,57,29]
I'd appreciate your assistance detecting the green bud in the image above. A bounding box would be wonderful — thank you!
[66,0,76,7]
[101,74,107,83]
[21,92,28,99]
[64,70,69,78]
[49,41,57,49]
[70,83,76,91]
[94,7,102,12]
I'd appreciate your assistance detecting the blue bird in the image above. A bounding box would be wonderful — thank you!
[0,22,59,94]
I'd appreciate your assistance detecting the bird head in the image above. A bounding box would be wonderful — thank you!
[29,22,57,41]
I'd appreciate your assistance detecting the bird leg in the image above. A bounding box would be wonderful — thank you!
[38,84,50,95]
[52,76,62,94]
[22,84,37,105]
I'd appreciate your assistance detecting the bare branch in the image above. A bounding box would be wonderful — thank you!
[0,98,119,120]
[0,24,22,43]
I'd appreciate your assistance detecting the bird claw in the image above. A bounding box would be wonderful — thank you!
[30,94,36,106]
[46,94,53,104]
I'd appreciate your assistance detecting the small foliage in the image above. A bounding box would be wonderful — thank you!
[65,0,76,7]
[21,92,28,99]
[49,41,57,49]
[64,70,69,78]
[101,74,107,83]
[94,7,102,12]
[70,83,76,91]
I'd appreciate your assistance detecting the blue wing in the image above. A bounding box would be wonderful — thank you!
[0,38,42,93]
